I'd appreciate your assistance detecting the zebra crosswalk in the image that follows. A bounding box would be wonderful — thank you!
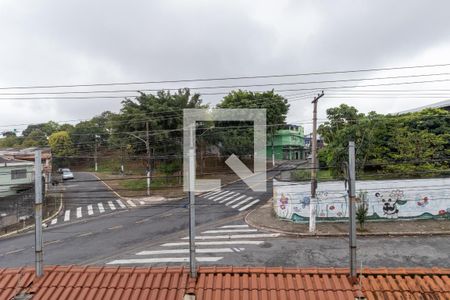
[47,198,146,227]
[200,189,261,212]
[106,223,281,266]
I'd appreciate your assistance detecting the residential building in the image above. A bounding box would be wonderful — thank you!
[267,125,305,160]
[0,156,34,197]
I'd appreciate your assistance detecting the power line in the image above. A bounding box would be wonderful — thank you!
[1,71,450,97]
[0,62,449,91]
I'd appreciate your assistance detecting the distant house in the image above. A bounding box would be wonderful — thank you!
[267,125,305,160]
[0,156,34,197]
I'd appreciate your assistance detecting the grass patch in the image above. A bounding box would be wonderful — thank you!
[120,177,179,190]
[292,169,335,181]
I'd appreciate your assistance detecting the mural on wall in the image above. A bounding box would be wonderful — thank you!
[273,178,450,222]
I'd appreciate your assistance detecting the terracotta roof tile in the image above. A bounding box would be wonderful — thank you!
[0,266,448,299]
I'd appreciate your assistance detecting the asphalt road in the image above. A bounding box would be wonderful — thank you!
[0,169,449,269]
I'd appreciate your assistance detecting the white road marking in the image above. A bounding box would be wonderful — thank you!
[97,202,105,213]
[136,248,245,255]
[108,225,123,230]
[51,219,58,225]
[220,224,249,228]
[77,232,93,237]
[204,190,222,198]
[44,240,61,246]
[76,207,82,218]
[116,199,126,208]
[182,233,280,240]
[64,210,70,222]
[213,191,235,201]
[231,197,253,209]
[87,205,94,215]
[202,229,258,234]
[139,201,145,205]
[107,257,223,264]
[238,199,260,211]
[162,241,264,247]
[218,193,239,203]
[108,201,116,210]
[127,200,136,207]
[5,248,25,255]
[209,191,232,200]
[225,195,246,206]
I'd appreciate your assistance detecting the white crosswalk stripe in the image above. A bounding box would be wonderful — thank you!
[76,207,82,218]
[51,218,58,225]
[209,190,231,200]
[231,196,253,209]
[98,202,105,213]
[127,200,136,207]
[213,191,235,202]
[139,201,145,205]
[107,257,222,264]
[238,199,260,211]
[220,224,249,228]
[116,199,126,208]
[64,210,70,222]
[204,190,222,198]
[106,222,281,266]
[87,205,94,215]
[181,233,281,240]
[224,194,246,206]
[218,193,239,203]
[202,229,258,234]
[108,201,116,210]
[136,248,245,255]
[161,240,264,247]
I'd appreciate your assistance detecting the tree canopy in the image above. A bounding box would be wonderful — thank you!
[318,105,450,178]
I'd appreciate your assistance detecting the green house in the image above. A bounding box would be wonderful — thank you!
[267,125,305,160]
[0,157,34,197]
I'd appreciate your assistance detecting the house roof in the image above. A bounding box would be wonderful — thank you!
[0,266,448,300]
[0,156,33,166]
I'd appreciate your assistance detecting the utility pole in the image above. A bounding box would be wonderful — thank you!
[188,124,197,278]
[34,150,44,277]
[348,141,357,278]
[309,91,324,232]
[146,121,151,196]
[271,126,275,167]
[94,135,98,172]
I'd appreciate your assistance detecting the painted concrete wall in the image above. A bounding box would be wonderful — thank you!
[273,178,450,222]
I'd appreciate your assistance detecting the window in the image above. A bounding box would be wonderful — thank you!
[11,169,27,180]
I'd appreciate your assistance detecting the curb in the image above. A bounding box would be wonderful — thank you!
[0,192,64,239]
[245,200,450,238]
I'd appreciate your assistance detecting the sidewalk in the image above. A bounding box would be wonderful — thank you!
[245,201,450,236]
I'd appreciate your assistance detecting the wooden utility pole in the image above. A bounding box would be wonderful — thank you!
[309,91,324,232]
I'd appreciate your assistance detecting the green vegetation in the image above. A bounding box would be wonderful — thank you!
[291,169,335,181]
[318,105,450,178]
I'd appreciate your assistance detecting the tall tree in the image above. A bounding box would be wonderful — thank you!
[214,89,290,155]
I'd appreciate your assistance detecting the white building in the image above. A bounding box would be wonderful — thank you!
[0,156,34,197]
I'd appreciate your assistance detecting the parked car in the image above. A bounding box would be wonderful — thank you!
[61,168,74,180]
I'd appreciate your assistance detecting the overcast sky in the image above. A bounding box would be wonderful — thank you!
[1,0,450,134]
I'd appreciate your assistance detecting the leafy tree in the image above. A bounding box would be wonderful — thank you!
[214,89,290,155]
[114,89,206,171]
[22,121,60,137]
[48,131,75,157]
[22,129,48,147]
[318,105,450,178]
